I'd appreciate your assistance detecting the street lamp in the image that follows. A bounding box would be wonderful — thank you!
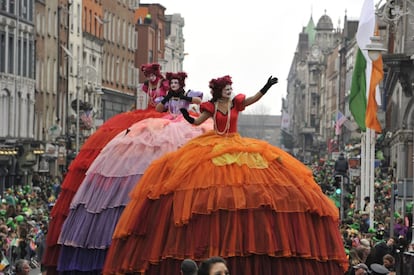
[364,36,387,61]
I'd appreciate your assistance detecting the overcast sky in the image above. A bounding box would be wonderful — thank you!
[143,0,379,115]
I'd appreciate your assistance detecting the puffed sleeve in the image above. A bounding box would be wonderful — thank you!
[233,94,246,111]
[159,79,169,96]
[200,101,214,114]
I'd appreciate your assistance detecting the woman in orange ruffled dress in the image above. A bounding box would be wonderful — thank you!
[103,75,349,275]
[42,63,169,274]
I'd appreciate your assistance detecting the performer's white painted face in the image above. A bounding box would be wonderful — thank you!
[221,85,232,99]
[148,73,157,82]
[170,79,180,91]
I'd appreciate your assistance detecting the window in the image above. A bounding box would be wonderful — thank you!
[89,9,92,32]
[8,34,14,74]
[23,39,27,77]
[26,94,31,136]
[0,89,10,136]
[28,0,33,21]
[0,0,6,11]
[84,7,87,31]
[21,0,27,19]
[0,32,5,72]
[77,4,80,34]
[18,38,22,75]
[9,0,14,14]
[48,8,52,35]
[29,40,34,78]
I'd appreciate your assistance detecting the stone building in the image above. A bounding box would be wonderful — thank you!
[380,0,414,180]
[0,0,37,189]
[284,13,340,162]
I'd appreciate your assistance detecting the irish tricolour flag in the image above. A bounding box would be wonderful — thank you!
[349,0,383,133]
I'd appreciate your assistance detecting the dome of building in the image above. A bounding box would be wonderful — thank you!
[316,14,333,31]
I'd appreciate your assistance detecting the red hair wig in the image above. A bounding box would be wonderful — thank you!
[140,63,162,77]
[209,75,232,101]
[166,72,188,87]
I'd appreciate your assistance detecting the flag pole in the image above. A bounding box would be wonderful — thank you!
[368,128,375,229]
[360,132,366,210]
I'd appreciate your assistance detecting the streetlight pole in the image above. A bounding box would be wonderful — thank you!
[76,63,81,155]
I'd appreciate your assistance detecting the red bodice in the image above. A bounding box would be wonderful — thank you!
[200,94,246,134]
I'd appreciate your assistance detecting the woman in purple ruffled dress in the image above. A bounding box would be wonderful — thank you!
[56,72,212,274]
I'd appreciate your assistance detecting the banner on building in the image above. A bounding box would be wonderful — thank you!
[281,112,290,129]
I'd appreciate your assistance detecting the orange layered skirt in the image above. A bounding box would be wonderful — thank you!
[103,132,348,274]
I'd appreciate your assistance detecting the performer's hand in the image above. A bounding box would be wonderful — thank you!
[192,97,202,104]
[161,93,173,105]
[260,76,278,94]
[180,108,195,124]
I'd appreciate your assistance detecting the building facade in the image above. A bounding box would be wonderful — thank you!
[101,0,137,120]
[0,0,37,190]
[380,0,414,180]
[164,13,185,73]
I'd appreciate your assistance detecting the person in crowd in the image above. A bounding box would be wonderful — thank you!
[14,259,30,275]
[352,263,370,275]
[360,211,370,234]
[382,254,395,274]
[358,238,371,263]
[393,217,408,239]
[181,258,198,275]
[366,237,395,267]
[198,256,229,275]
[334,152,349,178]
[103,75,348,274]
[363,196,370,213]
[347,248,364,275]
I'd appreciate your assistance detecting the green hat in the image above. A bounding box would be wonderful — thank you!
[406,202,413,213]
[6,218,15,228]
[15,215,24,223]
[350,223,360,230]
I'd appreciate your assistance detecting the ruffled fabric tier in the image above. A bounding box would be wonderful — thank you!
[56,116,213,272]
[103,132,348,274]
[43,109,164,272]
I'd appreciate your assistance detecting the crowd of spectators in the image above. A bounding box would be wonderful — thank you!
[0,173,59,274]
[311,154,414,274]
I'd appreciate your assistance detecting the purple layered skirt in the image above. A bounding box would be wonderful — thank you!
[57,116,213,273]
